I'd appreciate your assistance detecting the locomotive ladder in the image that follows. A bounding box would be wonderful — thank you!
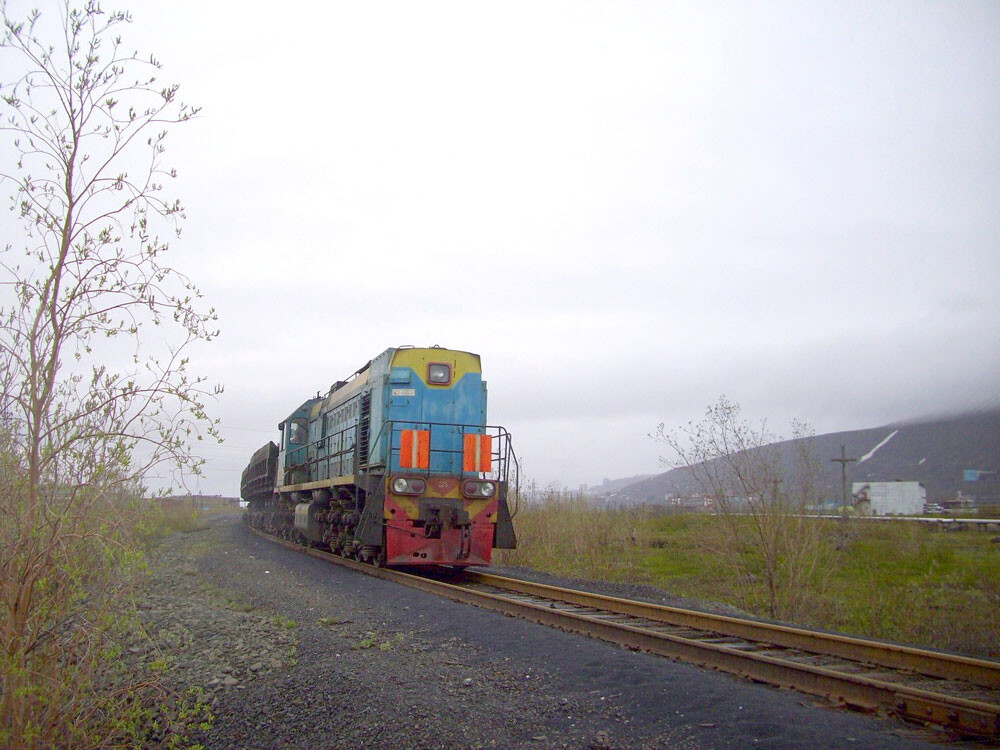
[356,392,372,470]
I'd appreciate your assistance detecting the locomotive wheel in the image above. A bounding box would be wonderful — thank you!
[371,548,385,568]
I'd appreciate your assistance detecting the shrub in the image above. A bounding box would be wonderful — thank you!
[496,490,651,582]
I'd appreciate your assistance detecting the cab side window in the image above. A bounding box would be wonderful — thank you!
[289,419,308,445]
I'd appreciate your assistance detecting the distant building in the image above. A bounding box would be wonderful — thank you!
[663,494,715,512]
[155,494,240,511]
[851,481,926,516]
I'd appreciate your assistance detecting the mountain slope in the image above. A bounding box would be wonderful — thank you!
[617,409,1000,505]
[582,474,656,496]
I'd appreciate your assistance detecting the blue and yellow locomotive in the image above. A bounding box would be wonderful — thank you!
[241,346,517,566]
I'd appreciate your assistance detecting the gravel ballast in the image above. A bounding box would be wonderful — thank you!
[133,516,946,749]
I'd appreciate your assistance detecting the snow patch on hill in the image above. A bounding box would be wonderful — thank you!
[858,430,899,463]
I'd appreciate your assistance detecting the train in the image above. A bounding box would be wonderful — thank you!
[240,346,518,567]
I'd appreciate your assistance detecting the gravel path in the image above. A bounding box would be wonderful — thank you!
[133,516,949,749]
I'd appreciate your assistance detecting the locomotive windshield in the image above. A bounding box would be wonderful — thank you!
[289,418,308,445]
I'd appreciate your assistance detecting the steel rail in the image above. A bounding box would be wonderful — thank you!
[247,526,1000,739]
[462,572,1000,739]
[464,572,1000,688]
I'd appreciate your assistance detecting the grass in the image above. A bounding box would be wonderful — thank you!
[501,500,1000,658]
[0,491,219,750]
[136,503,210,546]
[270,614,299,630]
[817,522,1000,655]
[495,496,652,583]
[355,630,411,652]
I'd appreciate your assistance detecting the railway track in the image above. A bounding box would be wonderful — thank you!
[249,526,1000,740]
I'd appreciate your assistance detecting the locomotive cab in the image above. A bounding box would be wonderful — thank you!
[278,398,320,486]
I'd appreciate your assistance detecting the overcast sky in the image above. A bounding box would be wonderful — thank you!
[4,1,999,494]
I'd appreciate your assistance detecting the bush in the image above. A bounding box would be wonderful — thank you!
[495,490,651,582]
[0,469,206,748]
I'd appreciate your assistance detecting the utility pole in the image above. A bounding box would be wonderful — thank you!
[831,444,858,515]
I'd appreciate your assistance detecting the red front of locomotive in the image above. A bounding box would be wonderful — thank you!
[383,472,503,567]
[375,349,516,567]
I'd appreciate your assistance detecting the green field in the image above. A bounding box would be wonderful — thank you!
[497,500,1000,658]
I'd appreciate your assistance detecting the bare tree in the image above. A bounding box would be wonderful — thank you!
[0,2,218,745]
[653,397,826,620]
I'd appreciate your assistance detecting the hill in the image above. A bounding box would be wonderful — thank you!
[581,474,656,497]
[615,409,1000,506]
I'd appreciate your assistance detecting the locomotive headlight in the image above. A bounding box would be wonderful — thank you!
[463,480,496,498]
[392,477,426,495]
[427,363,451,385]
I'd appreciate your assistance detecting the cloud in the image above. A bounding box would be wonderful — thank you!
[3,0,997,493]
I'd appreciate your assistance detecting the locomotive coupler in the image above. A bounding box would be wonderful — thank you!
[420,499,470,539]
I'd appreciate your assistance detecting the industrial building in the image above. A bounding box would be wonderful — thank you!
[851,481,926,515]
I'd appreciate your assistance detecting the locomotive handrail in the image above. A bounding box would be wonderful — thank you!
[507,440,521,519]
[284,420,360,485]
[288,419,517,485]
[367,419,390,467]
[380,420,515,483]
